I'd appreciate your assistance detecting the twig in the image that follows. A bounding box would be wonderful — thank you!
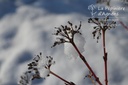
[50,71,73,85]
[102,30,108,85]
[119,21,128,31]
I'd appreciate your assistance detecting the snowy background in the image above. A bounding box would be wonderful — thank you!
[0,0,128,85]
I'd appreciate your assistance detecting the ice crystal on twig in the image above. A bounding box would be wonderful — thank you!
[88,16,116,42]
[64,33,85,59]
[52,21,82,47]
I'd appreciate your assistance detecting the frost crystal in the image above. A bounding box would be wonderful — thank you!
[52,21,85,58]
[64,34,85,59]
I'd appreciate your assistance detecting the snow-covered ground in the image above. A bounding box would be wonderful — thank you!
[0,0,128,85]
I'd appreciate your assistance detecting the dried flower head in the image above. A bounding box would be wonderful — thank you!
[27,52,55,80]
[18,72,32,85]
[88,16,116,42]
[18,52,55,85]
[52,21,82,47]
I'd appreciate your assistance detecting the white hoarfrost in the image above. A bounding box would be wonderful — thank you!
[64,34,85,59]
[39,68,50,78]
[37,55,55,78]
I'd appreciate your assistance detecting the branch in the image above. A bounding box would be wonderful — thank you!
[102,30,108,85]
[119,21,128,31]
[50,71,75,85]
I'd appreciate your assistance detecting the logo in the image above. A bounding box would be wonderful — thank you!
[88,4,97,17]
[88,4,126,18]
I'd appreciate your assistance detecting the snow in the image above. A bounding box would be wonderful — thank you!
[0,0,128,85]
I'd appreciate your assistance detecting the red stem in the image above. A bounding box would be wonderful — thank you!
[50,71,71,85]
[102,30,108,85]
[119,21,128,31]
[71,41,102,85]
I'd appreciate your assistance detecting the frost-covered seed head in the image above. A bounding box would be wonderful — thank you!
[88,17,116,42]
[18,53,55,85]
[27,52,55,79]
[52,21,82,47]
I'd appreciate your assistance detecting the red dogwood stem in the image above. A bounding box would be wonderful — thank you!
[119,21,128,31]
[102,30,108,85]
[50,71,71,85]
